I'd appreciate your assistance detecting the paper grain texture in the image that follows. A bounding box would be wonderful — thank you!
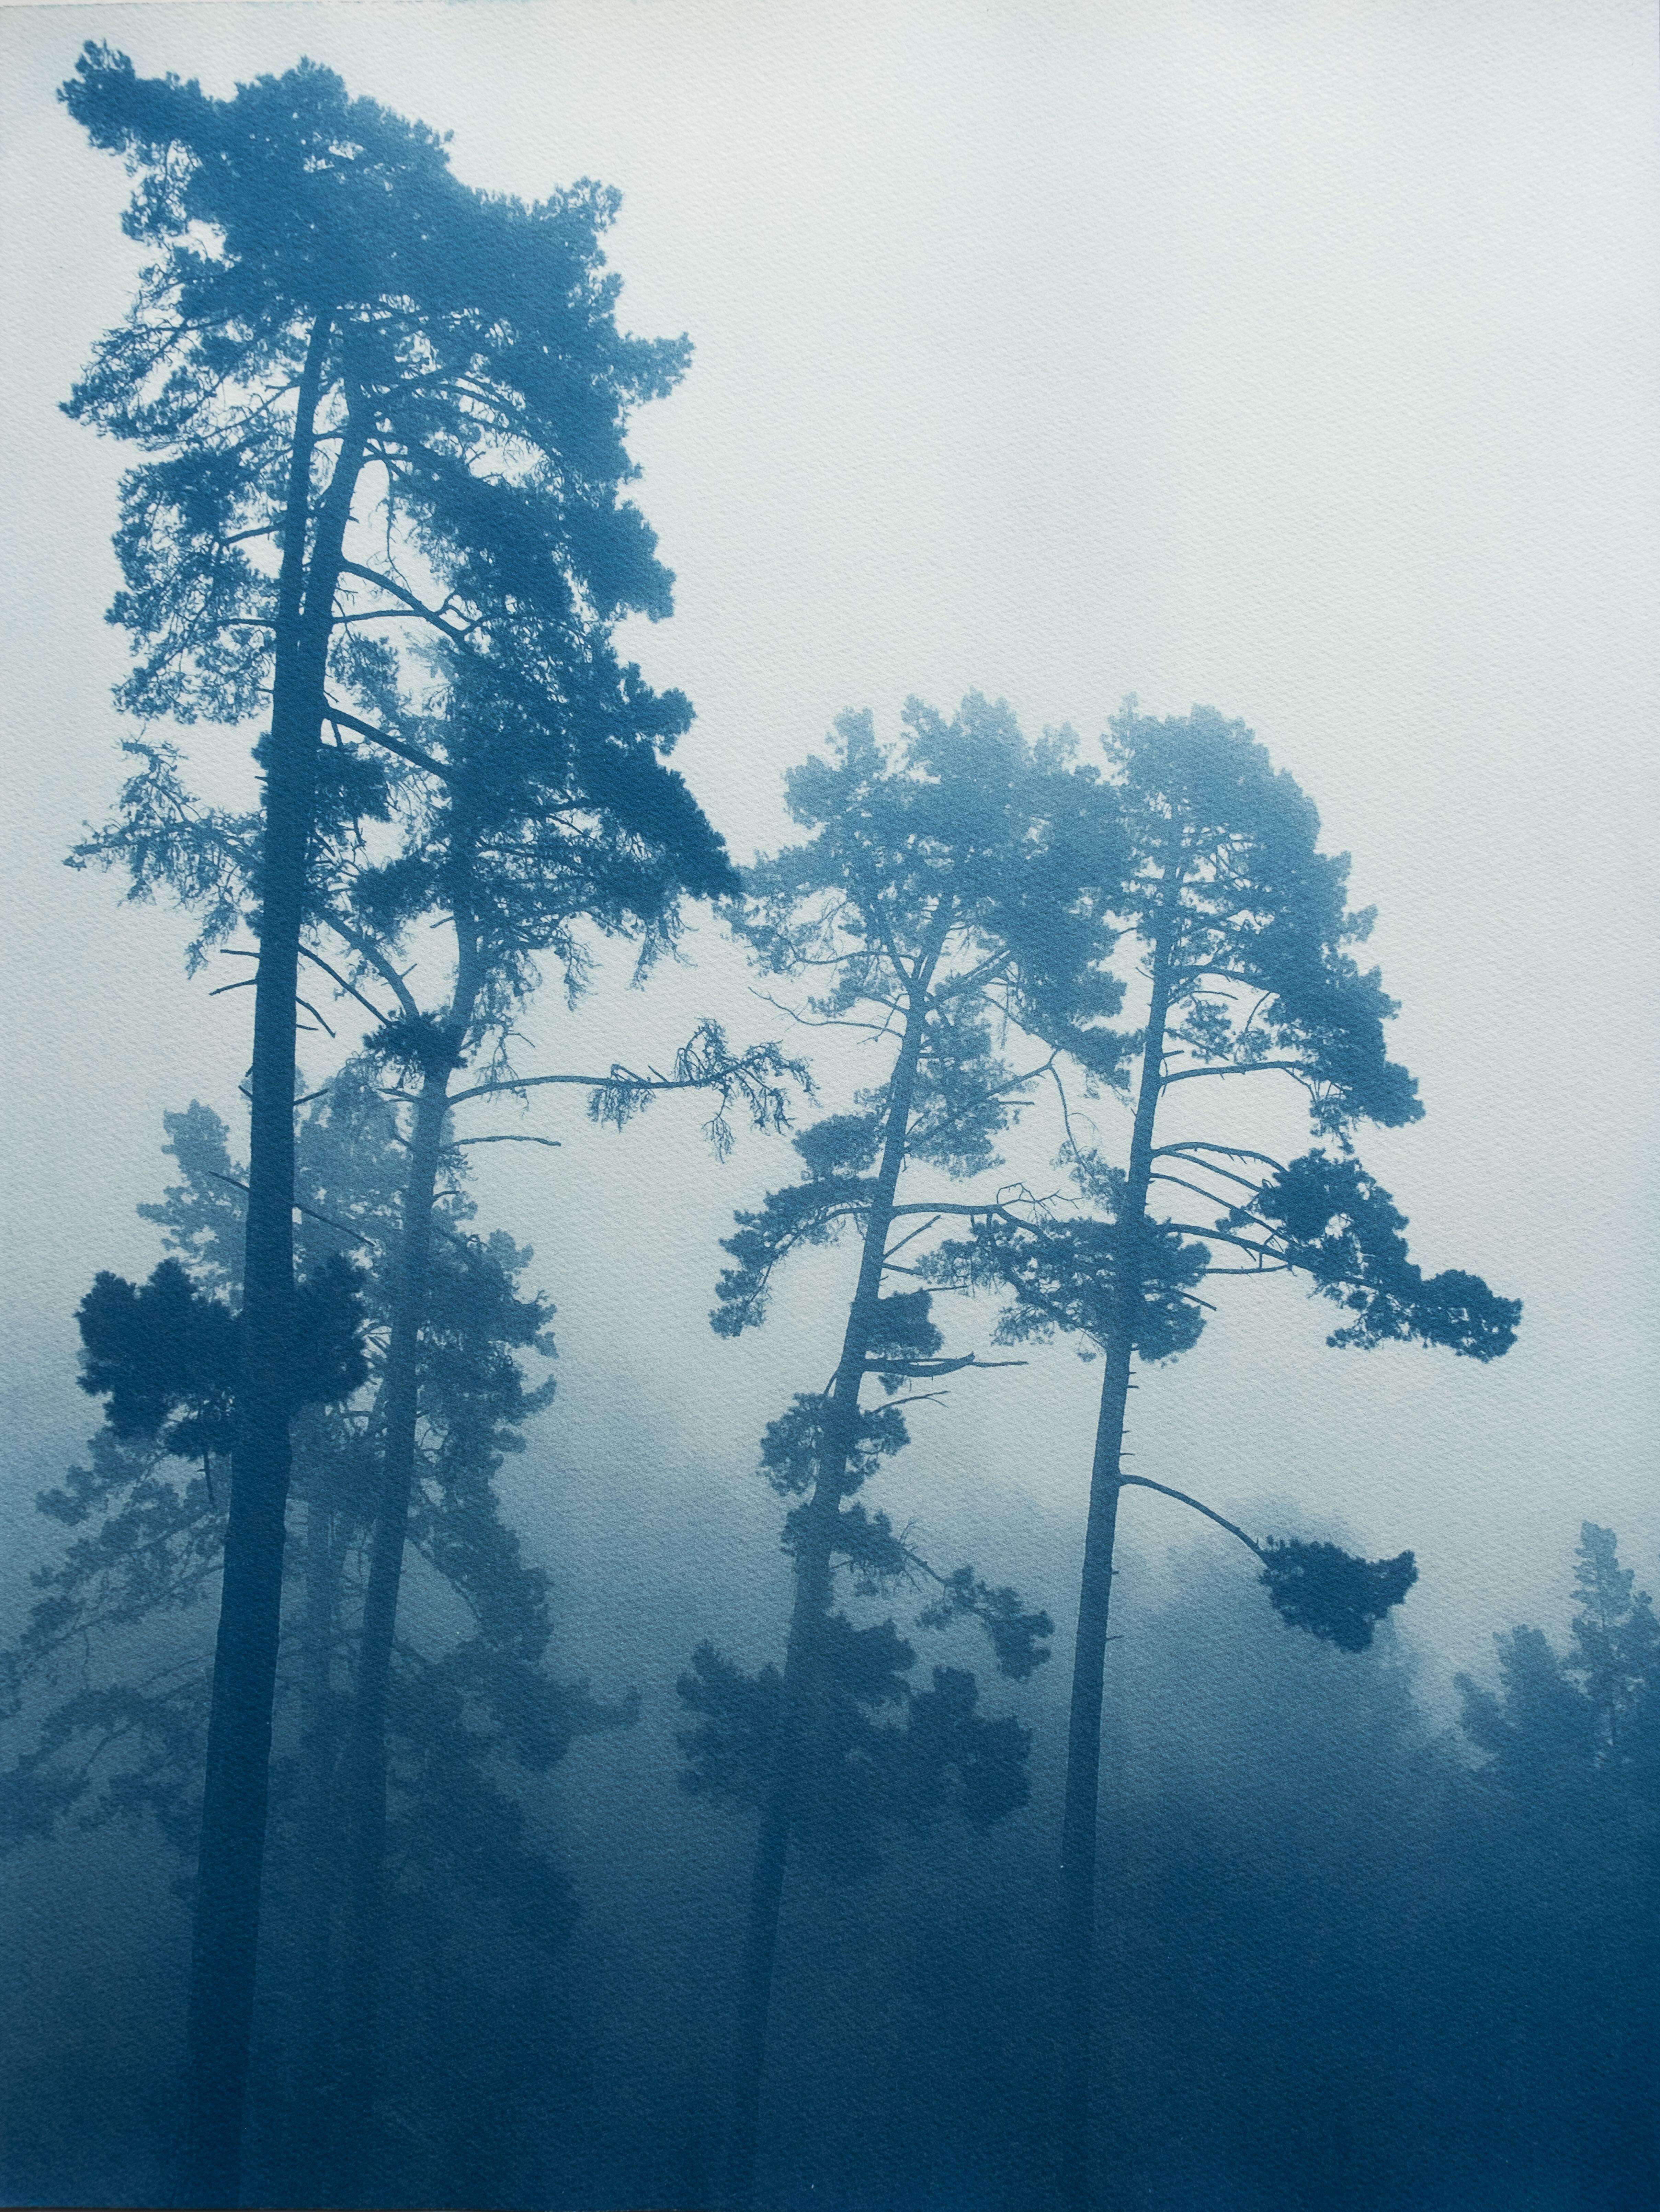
[1,5,1655,2207]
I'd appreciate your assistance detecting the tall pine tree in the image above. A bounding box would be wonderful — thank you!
[705,696,1125,2205]
[936,704,1518,2210]
[64,46,716,2193]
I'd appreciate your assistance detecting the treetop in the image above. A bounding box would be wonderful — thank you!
[741,693,1128,1078]
[1103,703,1422,1136]
[62,41,692,748]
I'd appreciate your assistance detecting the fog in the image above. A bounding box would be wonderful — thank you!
[1,5,1656,2207]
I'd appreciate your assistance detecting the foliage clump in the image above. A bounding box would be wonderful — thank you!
[1256,1537,1418,1653]
[77,1254,368,1472]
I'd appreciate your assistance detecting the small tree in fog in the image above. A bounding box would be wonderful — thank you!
[1460,1523,1660,1811]
[1456,1524,1660,2204]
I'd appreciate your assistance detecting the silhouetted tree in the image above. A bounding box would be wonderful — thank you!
[86,661,794,2179]
[282,659,789,2180]
[1461,1524,1660,1800]
[704,695,1127,2206]
[935,703,1519,2210]
[64,44,697,2195]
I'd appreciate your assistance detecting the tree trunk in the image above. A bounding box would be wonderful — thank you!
[725,912,948,2210]
[723,1484,838,2210]
[336,956,479,2200]
[1056,916,1175,2212]
[182,317,371,2208]
[293,1478,341,2207]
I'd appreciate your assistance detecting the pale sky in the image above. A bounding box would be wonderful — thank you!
[2,0,1656,1687]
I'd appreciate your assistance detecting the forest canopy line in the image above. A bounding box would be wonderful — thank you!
[6,31,1648,2212]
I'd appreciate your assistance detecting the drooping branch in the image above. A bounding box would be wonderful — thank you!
[296,946,395,1029]
[450,1134,561,1150]
[861,1353,1028,1380]
[206,1172,376,1249]
[317,914,421,1024]
[447,1070,640,1107]
[1150,1169,1251,1210]
[1159,1218,1284,1261]
[1115,1474,1265,1559]
[1152,1136,1287,1175]
[1114,1477,1419,1653]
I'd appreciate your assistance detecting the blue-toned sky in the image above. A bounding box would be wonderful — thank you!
[2,0,1656,1690]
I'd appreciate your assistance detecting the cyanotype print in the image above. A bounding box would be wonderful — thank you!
[1,6,1654,2209]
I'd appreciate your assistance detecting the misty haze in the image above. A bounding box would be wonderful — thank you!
[1,7,1655,2211]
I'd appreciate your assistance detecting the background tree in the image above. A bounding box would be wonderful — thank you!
[704,694,1127,2207]
[64,44,702,2197]
[935,703,1519,2211]
[0,1089,628,2208]
[1453,1524,1660,2208]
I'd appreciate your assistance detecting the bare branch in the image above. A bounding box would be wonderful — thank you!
[883,1214,942,1264]
[324,708,451,784]
[336,560,473,642]
[451,1134,562,1150]
[296,945,395,1028]
[864,1353,1029,1380]
[1150,1169,1244,1209]
[1116,1475,1265,1561]
[318,914,421,1022]
[207,1171,375,1247]
[1159,1219,1283,1260]
[1153,1140,1287,1175]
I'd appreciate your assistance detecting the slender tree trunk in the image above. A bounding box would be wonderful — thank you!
[294,1480,341,2206]
[726,912,948,2211]
[336,957,480,2199]
[1056,916,1175,2212]
[182,317,371,2207]
[724,1487,837,2210]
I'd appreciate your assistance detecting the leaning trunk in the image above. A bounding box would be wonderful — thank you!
[725,915,947,2211]
[1056,917,1175,2212]
[183,320,371,2208]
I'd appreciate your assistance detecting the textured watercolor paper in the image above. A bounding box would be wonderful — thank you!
[2,5,1655,2207]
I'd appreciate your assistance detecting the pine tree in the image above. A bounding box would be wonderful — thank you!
[703,695,1126,2205]
[63,46,698,2194]
[82,644,797,2172]
[1,1092,626,2205]
[1457,1525,1660,2204]
[935,703,1518,2210]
